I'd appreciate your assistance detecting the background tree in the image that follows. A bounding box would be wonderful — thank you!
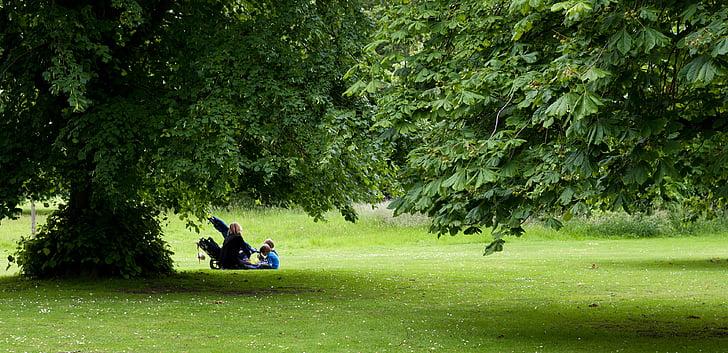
[0,0,390,277]
[205,1,395,220]
[350,0,728,252]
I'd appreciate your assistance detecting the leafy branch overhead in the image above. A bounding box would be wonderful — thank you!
[350,0,728,253]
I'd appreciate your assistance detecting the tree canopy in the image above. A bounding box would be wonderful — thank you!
[1,0,390,276]
[4,0,728,274]
[351,0,728,252]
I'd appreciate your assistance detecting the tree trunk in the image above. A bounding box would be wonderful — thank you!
[68,178,92,220]
[15,178,174,277]
[30,201,36,235]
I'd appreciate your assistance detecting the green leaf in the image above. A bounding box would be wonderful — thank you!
[512,206,532,220]
[365,80,382,94]
[520,52,538,63]
[564,1,593,21]
[711,37,728,57]
[559,187,575,205]
[509,226,525,237]
[453,173,468,191]
[509,0,529,14]
[474,169,497,188]
[681,56,719,85]
[543,117,555,128]
[544,217,563,230]
[442,170,467,191]
[573,91,603,120]
[550,1,573,12]
[571,202,589,216]
[545,92,577,117]
[655,161,676,183]
[463,226,482,235]
[611,29,633,55]
[512,17,533,41]
[638,7,659,21]
[363,39,388,53]
[414,195,432,210]
[501,160,519,177]
[562,211,573,222]
[623,164,650,185]
[581,67,611,82]
[639,28,670,52]
[680,5,698,24]
[460,90,485,106]
[344,80,367,96]
[431,98,454,111]
[414,68,433,83]
[483,238,505,256]
[566,150,594,175]
[423,179,443,196]
[663,140,681,154]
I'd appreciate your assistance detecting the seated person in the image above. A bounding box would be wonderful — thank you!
[258,238,278,262]
[255,244,279,270]
[219,222,248,269]
[264,238,278,255]
[209,216,257,260]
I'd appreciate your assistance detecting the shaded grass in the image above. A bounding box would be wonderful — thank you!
[0,206,727,352]
[1,241,727,352]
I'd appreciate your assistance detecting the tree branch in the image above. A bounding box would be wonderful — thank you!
[490,89,515,139]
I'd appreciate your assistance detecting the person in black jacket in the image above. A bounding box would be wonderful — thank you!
[220,227,242,269]
[209,216,257,259]
[219,222,248,269]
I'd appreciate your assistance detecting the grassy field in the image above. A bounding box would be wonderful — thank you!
[1,205,727,352]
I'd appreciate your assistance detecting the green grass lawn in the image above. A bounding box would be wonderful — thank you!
[1,206,727,352]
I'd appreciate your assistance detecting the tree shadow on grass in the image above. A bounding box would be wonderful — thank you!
[0,270,726,352]
[603,257,728,271]
[0,269,372,297]
[416,302,728,352]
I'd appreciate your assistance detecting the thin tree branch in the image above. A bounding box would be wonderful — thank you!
[0,43,48,79]
[490,89,515,139]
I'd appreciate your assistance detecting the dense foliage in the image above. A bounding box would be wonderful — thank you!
[1,0,389,276]
[351,0,728,252]
[13,203,173,278]
[214,1,394,220]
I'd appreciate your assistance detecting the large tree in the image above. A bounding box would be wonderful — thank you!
[351,0,728,252]
[1,0,390,276]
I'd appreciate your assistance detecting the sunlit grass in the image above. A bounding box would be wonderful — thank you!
[1,205,727,352]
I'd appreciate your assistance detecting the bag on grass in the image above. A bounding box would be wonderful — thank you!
[197,237,222,269]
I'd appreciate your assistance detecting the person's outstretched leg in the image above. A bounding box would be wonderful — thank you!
[209,216,229,240]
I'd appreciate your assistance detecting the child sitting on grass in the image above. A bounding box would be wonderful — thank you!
[264,238,277,255]
[255,244,279,269]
